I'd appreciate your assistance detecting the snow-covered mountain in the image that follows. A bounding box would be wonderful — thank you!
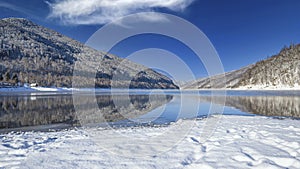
[183,64,254,89]
[184,44,300,89]
[0,18,178,89]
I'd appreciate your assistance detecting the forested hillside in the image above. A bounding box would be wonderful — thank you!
[0,18,178,89]
[234,44,300,88]
[184,44,300,89]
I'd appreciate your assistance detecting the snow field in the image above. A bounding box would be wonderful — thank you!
[0,115,299,168]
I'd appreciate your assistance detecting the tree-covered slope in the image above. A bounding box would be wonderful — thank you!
[184,44,300,89]
[0,18,178,89]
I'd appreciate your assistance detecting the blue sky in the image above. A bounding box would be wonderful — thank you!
[1,0,300,79]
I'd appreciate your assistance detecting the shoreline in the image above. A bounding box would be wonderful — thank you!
[1,86,300,93]
[1,115,299,168]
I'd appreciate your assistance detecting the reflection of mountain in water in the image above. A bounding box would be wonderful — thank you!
[202,96,300,118]
[0,96,76,129]
[75,95,173,126]
[0,94,172,130]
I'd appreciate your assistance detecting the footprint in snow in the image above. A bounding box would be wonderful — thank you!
[190,137,200,144]
[189,137,207,152]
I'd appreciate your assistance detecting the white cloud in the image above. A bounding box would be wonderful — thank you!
[47,0,195,25]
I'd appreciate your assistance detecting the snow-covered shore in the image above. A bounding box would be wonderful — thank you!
[1,115,299,169]
[1,86,300,93]
[183,84,300,91]
[235,84,300,90]
[0,86,73,92]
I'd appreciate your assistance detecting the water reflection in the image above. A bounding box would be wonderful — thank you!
[75,94,173,126]
[0,94,173,130]
[1,91,300,132]
[0,95,76,129]
[202,95,300,118]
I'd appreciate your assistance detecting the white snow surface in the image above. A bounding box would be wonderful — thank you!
[0,87,73,92]
[236,84,300,90]
[1,86,300,93]
[1,115,300,169]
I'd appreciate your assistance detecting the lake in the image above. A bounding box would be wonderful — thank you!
[0,90,300,132]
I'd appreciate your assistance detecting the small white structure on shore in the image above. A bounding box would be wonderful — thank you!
[30,83,38,87]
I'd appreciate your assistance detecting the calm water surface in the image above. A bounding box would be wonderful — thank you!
[0,90,300,132]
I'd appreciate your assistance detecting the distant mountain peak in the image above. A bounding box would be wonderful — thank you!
[184,43,300,89]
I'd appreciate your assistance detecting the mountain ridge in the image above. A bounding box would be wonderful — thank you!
[184,44,300,89]
[0,18,178,89]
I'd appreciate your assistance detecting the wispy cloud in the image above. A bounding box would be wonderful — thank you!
[0,2,32,17]
[47,0,195,25]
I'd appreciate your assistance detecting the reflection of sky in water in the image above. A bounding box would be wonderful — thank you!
[131,94,254,125]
